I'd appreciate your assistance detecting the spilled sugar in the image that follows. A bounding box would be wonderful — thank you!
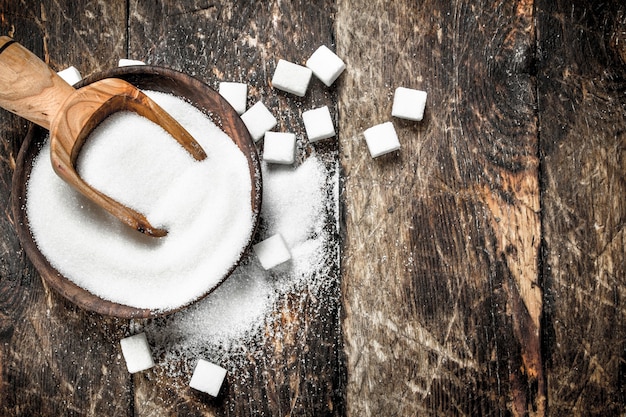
[143,155,338,374]
[26,91,255,311]
[26,87,339,378]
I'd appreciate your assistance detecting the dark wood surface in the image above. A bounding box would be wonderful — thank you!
[538,2,626,415]
[339,0,544,415]
[0,1,624,416]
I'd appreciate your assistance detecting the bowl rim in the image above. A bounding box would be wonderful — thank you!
[11,65,262,319]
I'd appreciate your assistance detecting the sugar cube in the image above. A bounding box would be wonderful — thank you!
[219,82,247,115]
[241,101,278,142]
[189,359,227,397]
[271,59,312,97]
[263,131,296,165]
[118,58,146,67]
[302,106,335,142]
[391,87,427,121]
[306,45,346,87]
[119,333,154,374]
[253,233,291,270]
[363,121,401,158]
[56,66,82,86]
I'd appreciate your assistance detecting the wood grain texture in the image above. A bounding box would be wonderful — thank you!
[0,36,76,130]
[0,1,134,416]
[337,0,543,415]
[537,1,626,415]
[1,0,626,415]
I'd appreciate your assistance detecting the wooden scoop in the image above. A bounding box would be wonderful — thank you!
[0,37,207,237]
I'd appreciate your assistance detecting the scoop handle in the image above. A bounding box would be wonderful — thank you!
[0,36,75,129]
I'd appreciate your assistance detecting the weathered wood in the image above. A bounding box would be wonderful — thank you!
[0,1,134,416]
[1,0,625,415]
[0,36,76,130]
[338,0,543,415]
[537,1,626,415]
[127,1,343,416]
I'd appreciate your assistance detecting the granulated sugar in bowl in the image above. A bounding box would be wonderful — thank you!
[12,67,262,318]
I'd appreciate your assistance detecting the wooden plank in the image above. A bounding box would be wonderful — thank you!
[537,1,626,415]
[337,0,544,415]
[0,1,133,416]
[127,1,344,416]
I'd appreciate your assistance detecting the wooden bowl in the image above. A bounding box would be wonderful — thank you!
[11,66,262,318]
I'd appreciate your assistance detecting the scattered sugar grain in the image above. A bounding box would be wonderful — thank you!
[26,91,255,311]
[145,155,336,374]
[165,262,271,342]
[57,66,82,86]
[261,158,326,252]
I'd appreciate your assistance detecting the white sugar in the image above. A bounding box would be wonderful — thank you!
[363,121,401,157]
[146,155,335,368]
[56,66,83,86]
[306,45,346,87]
[261,158,326,253]
[120,333,155,373]
[26,91,255,311]
[240,101,277,142]
[302,106,335,142]
[253,233,292,269]
[118,58,146,66]
[262,131,296,165]
[271,59,312,97]
[219,82,247,115]
[391,87,427,121]
[189,359,227,396]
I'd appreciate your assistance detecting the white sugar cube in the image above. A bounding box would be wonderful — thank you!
[302,106,335,142]
[241,101,278,142]
[189,359,227,397]
[392,87,427,121]
[363,121,401,158]
[119,333,154,374]
[306,45,346,87]
[271,59,312,97]
[56,66,82,86]
[263,131,296,165]
[118,58,146,67]
[253,233,291,270]
[219,82,247,115]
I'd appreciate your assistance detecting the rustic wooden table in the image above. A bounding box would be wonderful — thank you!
[0,1,624,416]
